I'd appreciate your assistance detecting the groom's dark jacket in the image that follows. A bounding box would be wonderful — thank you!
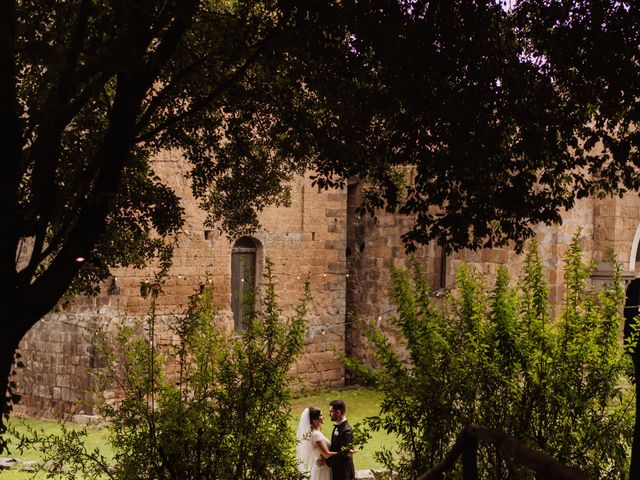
[326,420,355,480]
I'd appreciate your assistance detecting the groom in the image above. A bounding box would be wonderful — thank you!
[322,399,355,480]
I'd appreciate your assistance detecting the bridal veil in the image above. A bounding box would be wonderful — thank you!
[296,408,315,473]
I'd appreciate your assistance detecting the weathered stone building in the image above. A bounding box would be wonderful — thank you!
[346,182,640,363]
[15,150,349,416]
[13,150,640,417]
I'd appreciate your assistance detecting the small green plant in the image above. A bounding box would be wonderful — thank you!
[17,259,309,480]
[344,234,635,479]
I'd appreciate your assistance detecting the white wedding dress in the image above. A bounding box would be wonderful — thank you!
[309,430,332,480]
[297,408,332,480]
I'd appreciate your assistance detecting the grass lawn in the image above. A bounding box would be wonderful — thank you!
[0,418,113,479]
[0,388,394,478]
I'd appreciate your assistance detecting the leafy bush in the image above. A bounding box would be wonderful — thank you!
[17,259,308,480]
[344,235,635,479]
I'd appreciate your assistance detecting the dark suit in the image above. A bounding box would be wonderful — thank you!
[326,420,355,480]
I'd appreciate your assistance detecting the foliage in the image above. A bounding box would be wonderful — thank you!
[0,387,390,477]
[4,0,639,300]
[2,0,640,449]
[15,259,309,480]
[10,422,112,479]
[344,234,635,479]
[514,0,640,202]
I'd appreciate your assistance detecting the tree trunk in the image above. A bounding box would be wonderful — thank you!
[0,326,22,452]
[0,281,102,451]
[461,435,478,480]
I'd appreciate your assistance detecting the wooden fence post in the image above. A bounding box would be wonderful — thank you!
[416,424,588,480]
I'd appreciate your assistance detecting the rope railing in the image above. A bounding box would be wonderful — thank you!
[416,424,588,480]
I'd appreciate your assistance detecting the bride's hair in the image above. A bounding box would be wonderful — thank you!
[308,407,321,428]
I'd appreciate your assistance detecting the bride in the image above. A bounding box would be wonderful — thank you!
[296,407,334,480]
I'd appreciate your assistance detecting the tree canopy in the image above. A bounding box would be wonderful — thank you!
[1,0,639,441]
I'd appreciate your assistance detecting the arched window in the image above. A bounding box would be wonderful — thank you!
[231,237,258,329]
[629,223,640,272]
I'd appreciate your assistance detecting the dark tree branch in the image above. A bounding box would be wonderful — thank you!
[145,1,198,78]
[15,69,119,286]
[131,0,200,132]
[59,0,92,99]
[13,70,148,337]
[18,2,198,289]
[22,0,94,287]
[17,126,122,289]
[135,28,280,142]
[66,71,115,122]
[136,53,211,133]
[30,0,92,151]
[417,425,589,480]
[11,0,199,335]
[0,0,21,296]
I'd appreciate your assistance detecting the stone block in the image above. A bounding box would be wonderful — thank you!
[71,414,103,426]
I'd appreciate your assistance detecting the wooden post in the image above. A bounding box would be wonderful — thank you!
[416,424,588,480]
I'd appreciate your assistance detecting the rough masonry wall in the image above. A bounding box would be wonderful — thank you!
[14,150,348,417]
[345,181,444,366]
[14,151,640,418]
[346,180,640,364]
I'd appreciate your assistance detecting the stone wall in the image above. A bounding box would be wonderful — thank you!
[14,150,348,417]
[13,150,640,417]
[346,180,640,363]
[13,313,102,417]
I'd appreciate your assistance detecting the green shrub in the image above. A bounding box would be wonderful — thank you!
[17,259,308,480]
[344,234,634,479]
